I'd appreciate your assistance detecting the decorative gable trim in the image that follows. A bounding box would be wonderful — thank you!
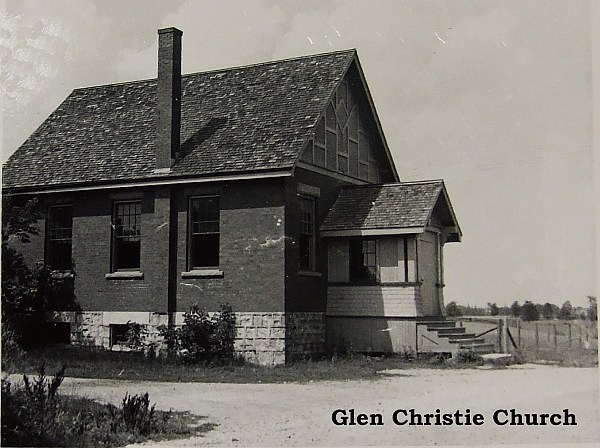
[294,54,400,184]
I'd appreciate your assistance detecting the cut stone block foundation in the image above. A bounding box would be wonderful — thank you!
[46,310,327,366]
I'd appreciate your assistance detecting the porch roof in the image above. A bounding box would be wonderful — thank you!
[320,180,462,241]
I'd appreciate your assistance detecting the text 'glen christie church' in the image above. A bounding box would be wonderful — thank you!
[2,27,464,365]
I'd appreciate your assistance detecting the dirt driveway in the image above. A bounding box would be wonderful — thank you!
[57,364,598,446]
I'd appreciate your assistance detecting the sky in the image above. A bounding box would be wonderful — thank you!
[1,0,597,307]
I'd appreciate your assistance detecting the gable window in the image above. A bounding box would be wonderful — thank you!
[112,201,141,271]
[298,195,316,271]
[189,196,220,269]
[47,205,73,271]
[349,238,377,282]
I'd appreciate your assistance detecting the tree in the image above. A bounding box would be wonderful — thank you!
[2,197,77,348]
[445,301,462,317]
[541,303,554,320]
[510,301,521,318]
[559,301,573,320]
[488,303,499,316]
[588,296,597,322]
[520,301,539,321]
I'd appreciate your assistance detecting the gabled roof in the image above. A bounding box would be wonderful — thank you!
[3,50,359,192]
[320,180,462,241]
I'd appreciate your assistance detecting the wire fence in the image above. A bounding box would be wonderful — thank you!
[452,316,598,353]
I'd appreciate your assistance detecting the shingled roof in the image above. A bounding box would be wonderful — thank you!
[3,50,357,192]
[321,180,462,241]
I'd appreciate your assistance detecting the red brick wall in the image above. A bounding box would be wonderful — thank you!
[73,188,170,312]
[175,178,286,313]
[284,168,357,313]
[9,178,287,315]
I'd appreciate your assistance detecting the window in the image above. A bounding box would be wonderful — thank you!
[298,195,316,271]
[349,238,377,282]
[112,201,141,271]
[189,196,220,269]
[109,324,129,347]
[47,205,73,271]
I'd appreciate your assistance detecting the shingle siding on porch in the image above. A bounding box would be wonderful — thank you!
[327,285,423,317]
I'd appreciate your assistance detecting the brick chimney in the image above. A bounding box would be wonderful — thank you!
[155,27,183,172]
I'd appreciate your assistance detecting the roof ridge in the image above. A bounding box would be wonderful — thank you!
[183,48,357,78]
[73,49,357,92]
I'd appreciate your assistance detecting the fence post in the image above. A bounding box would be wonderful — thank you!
[517,319,521,348]
[497,319,504,353]
[579,324,582,348]
[535,322,539,348]
[568,323,572,347]
[553,324,558,347]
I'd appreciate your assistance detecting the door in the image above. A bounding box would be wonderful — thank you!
[417,231,442,316]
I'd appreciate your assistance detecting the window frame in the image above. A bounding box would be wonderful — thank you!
[298,194,317,273]
[111,200,142,272]
[46,204,73,271]
[349,237,378,284]
[187,195,220,270]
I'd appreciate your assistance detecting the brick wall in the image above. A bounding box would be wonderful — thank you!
[284,168,356,313]
[72,188,170,312]
[175,178,286,313]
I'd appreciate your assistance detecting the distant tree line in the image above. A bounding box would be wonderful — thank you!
[445,296,597,322]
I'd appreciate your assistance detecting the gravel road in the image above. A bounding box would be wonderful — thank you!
[54,364,598,446]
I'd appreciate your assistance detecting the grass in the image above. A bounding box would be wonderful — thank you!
[516,346,598,367]
[6,343,596,385]
[5,345,482,384]
[1,364,214,447]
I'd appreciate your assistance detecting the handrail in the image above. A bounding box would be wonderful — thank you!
[420,333,440,346]
[474,327,497,339]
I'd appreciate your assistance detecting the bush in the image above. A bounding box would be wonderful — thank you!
[1,363,66,446]
[1,364,202,447]
[159,303,236,364]
[455,350,483,364]
[121,392,157,435]
[1,324,24,372]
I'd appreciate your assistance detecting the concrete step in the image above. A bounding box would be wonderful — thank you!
[449,337,486,345]
[435,327,467,335]
[419,321,457,329]
[458,343,495,353]
[443,332,477,340]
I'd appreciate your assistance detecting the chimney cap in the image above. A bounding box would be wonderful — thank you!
[158,27,183,36]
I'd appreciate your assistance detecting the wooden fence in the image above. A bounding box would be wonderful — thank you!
[453,317,598,354]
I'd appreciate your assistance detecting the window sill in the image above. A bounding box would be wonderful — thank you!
[298,270,323,278]
[105,271,144,280]
[181,269,224,279]
[50,271,74,279]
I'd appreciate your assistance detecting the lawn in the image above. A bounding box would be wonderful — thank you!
[5,345,475,384]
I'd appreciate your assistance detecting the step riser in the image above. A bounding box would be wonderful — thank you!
[458,344,495,352]
[435,328,467,335]
[419,319,496,355]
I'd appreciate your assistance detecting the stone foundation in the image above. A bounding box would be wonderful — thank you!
[46,311,327,365]
[47,310,308,366]
[286,312,327,360]
[234,312,286,365]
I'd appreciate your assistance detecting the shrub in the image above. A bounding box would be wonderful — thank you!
[455,350,483,364]
[1,324,24,372]
[121,392,157,435]
[158,303,236,364]
[1,363,66,446]
[1,364,202,447]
